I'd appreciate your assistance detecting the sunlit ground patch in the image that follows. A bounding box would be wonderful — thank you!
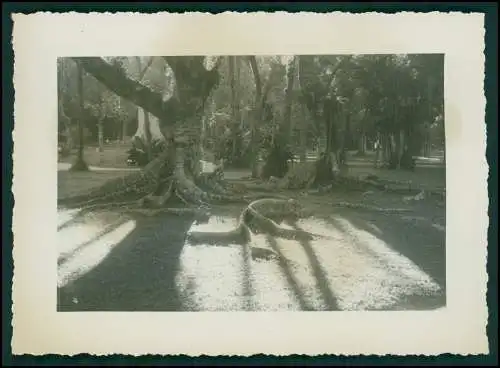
[57,208,82,228]
[317,216,443,310]
[176,216,248,311]
[178,216,307,311]
[176,214,444,311]
[57,211,136,290]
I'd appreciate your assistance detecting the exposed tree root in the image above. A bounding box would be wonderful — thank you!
[330,201,413,214]
[58,149,173,208]
[58,146,287,232]
[172,147,254,206]
[186,198,323,261]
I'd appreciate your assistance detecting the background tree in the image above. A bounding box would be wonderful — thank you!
[69,60,89,171]
[58,53,444,203]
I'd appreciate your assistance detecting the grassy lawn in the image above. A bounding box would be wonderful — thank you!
[59,142,133,169]
[59,142,220,169]
[345,164,445,189]
[59,144,445,191]
[58,170,132,199]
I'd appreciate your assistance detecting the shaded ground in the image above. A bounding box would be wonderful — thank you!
[57,162,446,312]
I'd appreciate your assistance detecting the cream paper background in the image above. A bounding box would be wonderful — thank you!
[11,11,489,356]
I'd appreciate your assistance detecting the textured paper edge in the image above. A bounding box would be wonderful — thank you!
[11,11,489,356]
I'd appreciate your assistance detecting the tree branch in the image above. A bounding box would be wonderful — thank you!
[162,56,220,106]
[72,57,179,125]
[137,56,155,81]
[325,55,353,91]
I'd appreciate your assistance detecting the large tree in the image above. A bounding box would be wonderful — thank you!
[297,55,353,183]
[245,56,284,178]
[62,56,255,209]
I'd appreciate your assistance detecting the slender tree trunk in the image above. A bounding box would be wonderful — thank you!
[248,56,263,178]
[427,76,433,157]
[98,121,104,152]
[229,56,242,162]
[399,129,405,161]
[57,61,73,154]
[77,65,84,160]
[250,117,260,177]
[394,130,402,169]
[425,130,432,157]
[338,112,350,173]
[358,132,366,155]
[135,57,153,156]
[122,118,128,142]
[325,99,341,174]
[58,103,73,152]
[143,109,152,161]
[282,57,296,144]
[78,123,84,161]
[70,61,88,171]
[65,121,73,152]
[236,56,241,131]
[382,133,391,165]
[97,91,104,152]
[299,102,307,163]
[374,132,382,168]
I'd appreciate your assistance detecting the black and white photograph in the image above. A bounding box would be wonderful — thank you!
[56,54,446,312]
[11,11,488,357]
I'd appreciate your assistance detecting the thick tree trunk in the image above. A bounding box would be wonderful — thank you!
[71,56,221,204]
[262,57,297,179]
[172,113,206,180]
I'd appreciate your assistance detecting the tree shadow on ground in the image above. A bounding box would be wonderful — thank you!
[57,212,196,312]
[325,207,446,310]
[265,234,320,311]
[288,222,340,311]
[57,217,129,267]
